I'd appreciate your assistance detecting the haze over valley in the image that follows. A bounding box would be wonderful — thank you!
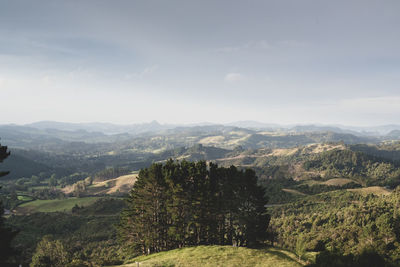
[1,1,400,266]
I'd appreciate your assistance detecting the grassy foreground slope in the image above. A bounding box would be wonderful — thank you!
[117,246,303,267]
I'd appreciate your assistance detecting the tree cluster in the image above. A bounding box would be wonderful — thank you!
[9,199,125,266]
[270,190,400,265]
[0,143,18,266]
[303,149,400,185]
[118,160,269,255]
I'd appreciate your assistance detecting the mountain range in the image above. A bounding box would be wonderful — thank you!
[2,120,398,136]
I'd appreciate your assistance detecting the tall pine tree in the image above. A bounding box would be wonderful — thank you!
[0,143,17,265]
[118,160,269,255]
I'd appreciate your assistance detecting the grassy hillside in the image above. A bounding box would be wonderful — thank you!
[91,173,137,194]
[348,186,392,195]
[117,246,304,267]
[321,178,356,186]
[61,173,138,196]
[16,197,101,213]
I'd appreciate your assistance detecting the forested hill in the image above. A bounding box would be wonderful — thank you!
[3,139,400,266]
[2,123,400,266]
[270,189,400,266]
[303,149,400,186]
[350,143,400,161]
[0,123,380,153]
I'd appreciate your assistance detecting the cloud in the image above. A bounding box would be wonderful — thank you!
[41,76,52,85]
[125,65,159,80]
[0,77,6,88]
[224,73,244,83]
[339,96,400,114]
[278,40,309,48]
[217,40,271,53]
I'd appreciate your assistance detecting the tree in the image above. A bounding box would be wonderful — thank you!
[295,234,306,261]
[49,174,57,187]
[119,163,169,254]
[0,143,17,265]
[118,160,269,255]
[0,143,10,179]
[30,236,69,267]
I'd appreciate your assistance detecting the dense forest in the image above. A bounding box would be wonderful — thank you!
[270,190,400,266]
[118,160,269,254]
[303,149,400,186]
[10,199,125,266]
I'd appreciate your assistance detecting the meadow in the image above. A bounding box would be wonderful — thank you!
[118,246,305,267]
[16,197,101,213]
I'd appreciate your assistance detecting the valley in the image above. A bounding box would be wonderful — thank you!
[1,122,400,266]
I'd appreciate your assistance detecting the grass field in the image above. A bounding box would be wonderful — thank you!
[92,173,138,194]
[282,188,307,196]
[303,178,359,187]
[17,195,34,201]
[61,173,138,196]
[348,186,392,196]
[16,197,101,213]
[116,246,304,267]
[322,178,357,186]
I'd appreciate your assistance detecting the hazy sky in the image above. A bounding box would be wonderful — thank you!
[1,0,400,126]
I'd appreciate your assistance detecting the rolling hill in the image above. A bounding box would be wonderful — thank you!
[116,245,304,267]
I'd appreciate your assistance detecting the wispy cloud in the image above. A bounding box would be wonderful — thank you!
[278,40,309,48]
[224,73,244,83]
[339,96,400,114]
[0,77,6,88]
[216,40,309,54]
[124,65,159,80]
[217,40,270,53]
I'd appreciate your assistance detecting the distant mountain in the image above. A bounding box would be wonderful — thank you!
[162,124,253,135]
[387,130,400,139]
[0,124,131,149]
[26,120,177,135]
[226,121,280,130]
[12,120,400,137]
[226,121,400,137]
[0,122,380,153]
[288,125,362,136]
[369,125,400,135]
[338,124,400,136]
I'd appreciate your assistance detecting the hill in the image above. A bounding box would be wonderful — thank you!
[26,120,175,135]
[15,197,102,214]
[303,148,400,185]
[269,189,400,264]
[350,143,400,161]
[387,130,400,139]
[1,123,378,153]
[0,151,52,180]
[61,173,138,196]
[348,186,392,195]
[117,245,303,267]
[8,198,125,265]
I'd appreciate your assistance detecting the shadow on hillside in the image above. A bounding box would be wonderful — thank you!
[262,248,299,263]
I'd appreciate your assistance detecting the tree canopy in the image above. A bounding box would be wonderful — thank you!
[118,160,269,255]
[0,143,10,179]
[0,143,17,265]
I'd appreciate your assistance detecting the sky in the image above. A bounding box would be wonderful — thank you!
[1,0,400,126]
